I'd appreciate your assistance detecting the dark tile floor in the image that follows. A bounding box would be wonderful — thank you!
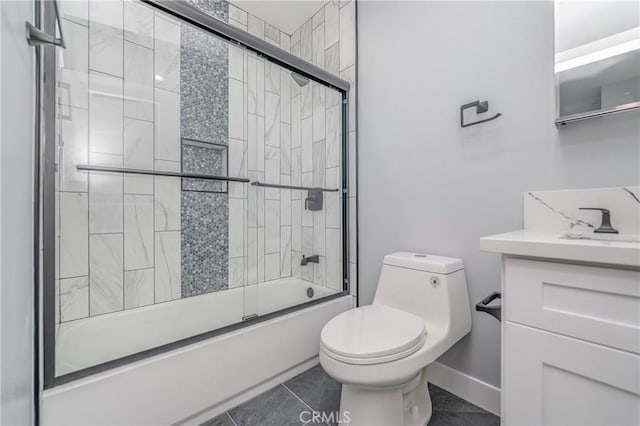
[201,365,500,426]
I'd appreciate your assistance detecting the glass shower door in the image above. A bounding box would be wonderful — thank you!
[48,0,347,384]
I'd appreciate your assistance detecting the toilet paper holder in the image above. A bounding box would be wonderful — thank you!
[475,291,502,321]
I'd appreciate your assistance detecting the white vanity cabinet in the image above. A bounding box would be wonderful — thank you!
[500,257,640,425]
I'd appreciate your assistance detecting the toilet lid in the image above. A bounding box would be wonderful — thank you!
[321,305,426,361]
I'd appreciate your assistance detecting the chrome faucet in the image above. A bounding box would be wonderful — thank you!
[301,254,319,266]
[579,208,619,234]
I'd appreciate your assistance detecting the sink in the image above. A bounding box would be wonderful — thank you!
[561,233,640,243]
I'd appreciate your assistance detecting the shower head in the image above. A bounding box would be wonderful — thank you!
[290,72,310,87]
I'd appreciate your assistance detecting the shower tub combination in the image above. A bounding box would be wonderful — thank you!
[39,0,354,423]
[56,278,338,375]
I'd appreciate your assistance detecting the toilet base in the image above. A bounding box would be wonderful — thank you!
[339,368,432,426]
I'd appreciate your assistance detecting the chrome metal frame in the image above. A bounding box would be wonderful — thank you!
[251,181,340,192]
[42,0,353,388]
[556,105,640,126]
[142,0,349,93]
[76,165,250,183]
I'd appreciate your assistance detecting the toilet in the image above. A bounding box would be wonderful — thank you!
[319,252,472,426]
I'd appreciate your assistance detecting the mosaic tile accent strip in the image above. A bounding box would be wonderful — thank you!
[181,191,229,296]
[180,0,230,297]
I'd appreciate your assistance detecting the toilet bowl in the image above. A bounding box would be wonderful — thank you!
[319,252,472,426]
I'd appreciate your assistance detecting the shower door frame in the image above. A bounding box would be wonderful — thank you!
[41,0,352,389]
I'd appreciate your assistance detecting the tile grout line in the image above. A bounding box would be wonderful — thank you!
[281,383,332,426]
[225,411,238,426]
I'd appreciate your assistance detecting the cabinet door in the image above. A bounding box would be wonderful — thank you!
[504,322,640,426]
[504,258,640,354]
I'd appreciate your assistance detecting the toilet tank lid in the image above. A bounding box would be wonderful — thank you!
[383,252,464,274]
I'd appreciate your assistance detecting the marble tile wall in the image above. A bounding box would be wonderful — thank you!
[524,186,640,234]
[289,0,357,293]
[54,0,357,325]
[223,0,357,298]
[226,4,293,300]
[56,0,183,322]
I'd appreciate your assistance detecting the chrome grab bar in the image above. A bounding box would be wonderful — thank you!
[250,181,339,192]
[76,165,250,183]
[26,0,66,48]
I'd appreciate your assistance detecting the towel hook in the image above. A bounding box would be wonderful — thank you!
[460,100,502,128]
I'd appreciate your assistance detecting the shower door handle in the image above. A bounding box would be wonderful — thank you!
[26,0,66,48]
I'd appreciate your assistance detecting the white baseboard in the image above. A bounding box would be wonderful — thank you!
[426,361,501,416]
[178,357,320,425]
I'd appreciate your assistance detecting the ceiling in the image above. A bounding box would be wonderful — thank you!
[230,1,326,34]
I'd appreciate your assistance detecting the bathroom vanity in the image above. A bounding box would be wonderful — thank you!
[480,187,640,425]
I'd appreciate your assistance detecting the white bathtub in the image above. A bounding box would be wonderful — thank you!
[56,277,337,376]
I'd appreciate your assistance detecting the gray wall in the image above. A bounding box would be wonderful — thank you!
[357,1,640,388]
[1,0,35,423]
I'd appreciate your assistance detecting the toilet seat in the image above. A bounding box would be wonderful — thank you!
[320,305,426,365]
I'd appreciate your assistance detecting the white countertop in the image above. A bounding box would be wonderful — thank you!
[480,230,640,268]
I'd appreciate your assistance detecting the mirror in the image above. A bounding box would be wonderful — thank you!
[555,0,640,124]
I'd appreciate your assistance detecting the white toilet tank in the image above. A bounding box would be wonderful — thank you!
[373,252,471,337]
